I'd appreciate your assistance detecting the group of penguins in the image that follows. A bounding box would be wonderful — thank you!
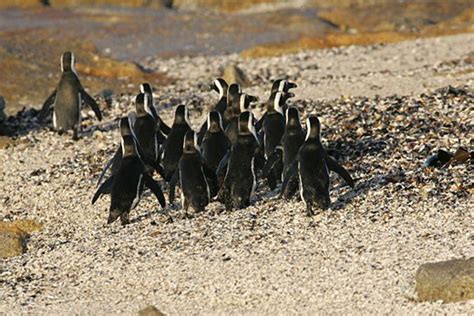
[40,52,356,225]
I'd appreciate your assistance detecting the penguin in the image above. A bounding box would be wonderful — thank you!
[218,111,260,211]
[260,91,289,190]
[222,83,242,127]
[224,93,258,145]
[169,130,218,214]
[39,51,102,139]
[96,115,164,187]
[92,134,166,225]
[197,78,228,144]
[201,111,230,173]
[255,79,297,132]
[139,83,171,136]
[133,93,161,174]
[160,104,191,181]
[281,116,329,216]
[263,106,305,198]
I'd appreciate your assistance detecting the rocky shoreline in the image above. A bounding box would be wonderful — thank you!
[1,34,473,314]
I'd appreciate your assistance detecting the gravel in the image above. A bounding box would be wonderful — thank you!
[0,34,473,314]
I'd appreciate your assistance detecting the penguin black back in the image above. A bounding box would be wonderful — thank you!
[161,105,191,181]
[202,111,230,172]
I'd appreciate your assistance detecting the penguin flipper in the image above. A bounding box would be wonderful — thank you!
[39,89,57,121]
[262,147,282,177]
[97,149,119,186]
[143,173,166,208]
[216,150,230,180]
[156,130,166,145]
[80,89,102,121]
[92,175,115,204]
[168,171,180,204]
[280,161,297,198]
[326,156,355,188]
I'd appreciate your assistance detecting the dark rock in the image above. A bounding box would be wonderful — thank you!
[416,258,474,303]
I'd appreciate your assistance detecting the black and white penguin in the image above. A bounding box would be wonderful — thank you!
[218,111,260,211]
[224,93,258,145]
[39,51,102,139]
[281,116,329,216]
[140,83,171,136]
[222,83,242,127]
[201,111,230,173]
[197,78,229,144]
[160,104,191,181]
[169,130,217,214]
[264,106,305,198]
[92,134,166,225]
[260,91,289,189]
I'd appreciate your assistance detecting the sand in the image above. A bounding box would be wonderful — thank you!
[0,33,473,314]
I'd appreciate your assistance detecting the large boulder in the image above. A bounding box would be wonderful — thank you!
[0,220,43,259]
[416,258,474,303]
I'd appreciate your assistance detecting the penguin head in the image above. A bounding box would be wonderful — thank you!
[121,135,138,157]
[306,115,321,141]
[238,93,258,113]
[174,104,191,126]
[140,83,153,95]
[210,78,229,98]
[207,111,224,133]
[183,130,199,154]
[60,51,76,73]
[227,83,241,107]
[134,93,149,116]
[238,111,256,136]
[271,79,297,94]
[269,91,295,113]
[286,107,301,128]
[119,117,132,137]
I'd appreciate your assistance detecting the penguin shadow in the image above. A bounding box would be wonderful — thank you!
[80,118,120,137]
[330,170,403,211]
[2,108,45,138]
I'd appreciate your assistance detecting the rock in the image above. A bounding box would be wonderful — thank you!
[416,258,474,303]
[48,0,172,8]
[0,220,43,259]
[222,64,251,88]
[138,305,165,316]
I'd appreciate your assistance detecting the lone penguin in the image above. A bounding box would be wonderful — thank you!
[92,134,166,225]
[40,51,102,139]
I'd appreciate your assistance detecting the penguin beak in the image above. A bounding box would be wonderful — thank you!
[249,95,259,103]
[286,92,295,98]
[209,83,216,92]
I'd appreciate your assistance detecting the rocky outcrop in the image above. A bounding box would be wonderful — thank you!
[222,64,251,88]
[416,258,474,303]
[0,220,43,259]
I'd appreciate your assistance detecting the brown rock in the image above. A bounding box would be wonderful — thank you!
[416,258,474,303]
[49,0,172,8]
[222,64,251,88]
[138,305,165,316]
[0,220,43,259]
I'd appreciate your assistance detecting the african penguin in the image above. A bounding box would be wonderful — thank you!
[169,130,218,214]
[202,111,230,173]
[224,93,258,145]
[92,134,166,225]
[160,104,192,181]
[264,106,305,198]
[218,111,260,211]
[39,51,102,139]
[222,83,241,127]
[140,83,171,136]
[197,78,229,144]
